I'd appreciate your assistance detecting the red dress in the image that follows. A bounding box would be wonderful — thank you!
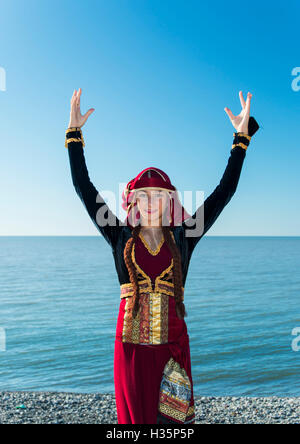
[114,231,196,424]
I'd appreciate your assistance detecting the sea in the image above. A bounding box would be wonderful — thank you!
[0,236,299,396]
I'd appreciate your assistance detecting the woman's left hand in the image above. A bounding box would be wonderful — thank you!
[224,91,252,135]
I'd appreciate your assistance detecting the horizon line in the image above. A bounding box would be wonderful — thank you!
[0,235,299,238]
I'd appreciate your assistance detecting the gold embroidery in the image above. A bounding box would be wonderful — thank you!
[170,230,176,243]
[151,292,162,344]
[157,288,175,297]
[131,296,142,343]
[132,241,175,293]
[166,357,190,379]
[120,280,150,298]
[124,231,184,300]
[120,282,134,288]
[138,168,168,182]
[158,280,173,287]
[132,186,174,192]
[187,405,195,417]
[158,357,193,423]
[65,127,85,148]
[120,282,184,300]
[131,243,152,290]
[156,260,173,280]
[120,230,184,344]
[65,138,85,148]
[123,297,133,343]
[161,293,169,343]
[233,132,251,141]
[139,294,150,343]
[159,404,187,422]
[139,231,165,256]
[65,127,82,134]
[121,291,169,344]
[232,143,248,150]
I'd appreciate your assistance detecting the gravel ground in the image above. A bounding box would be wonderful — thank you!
[0,392,299,424]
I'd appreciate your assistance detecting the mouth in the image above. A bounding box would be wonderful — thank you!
[146,209,158,214]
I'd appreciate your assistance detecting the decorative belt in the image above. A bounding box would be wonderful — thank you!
[120,279,184,301]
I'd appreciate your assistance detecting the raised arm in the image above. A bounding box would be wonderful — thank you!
[183,91,259,253]
[65,89,122,249]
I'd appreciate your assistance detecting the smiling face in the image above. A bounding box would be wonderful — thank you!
[135,188,170,227]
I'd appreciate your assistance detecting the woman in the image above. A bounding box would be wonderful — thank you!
[65,89,259,424]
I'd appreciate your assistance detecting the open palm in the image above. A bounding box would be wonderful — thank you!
[224,91,252,135]
[68,88,95,128]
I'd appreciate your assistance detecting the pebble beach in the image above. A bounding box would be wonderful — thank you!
[0,392,299,424]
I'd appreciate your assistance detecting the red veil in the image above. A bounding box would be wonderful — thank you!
[121,166,191,228]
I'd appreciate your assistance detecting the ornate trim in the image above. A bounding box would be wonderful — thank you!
[132,186,174,192]
[120,280,151,298]
[121,290,169,344]
[120,282,133,288]
[138,168,168,182]
[232,142,248,150]
[155,259,174,286]
[169,230,176,243]
[138,231,165,256]
[233,131,251,141]
[157,356,194,423]
[132,240,175,291]
[125,228,184,300]
[131,243,152,289]
[120,282,184,300]
[231,132,251,152]
[66,127,82,134]
[65,127,85,148]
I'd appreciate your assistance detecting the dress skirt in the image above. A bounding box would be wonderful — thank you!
[114,292,196,424]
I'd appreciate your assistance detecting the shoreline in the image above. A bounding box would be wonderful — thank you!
[0,391,299,424]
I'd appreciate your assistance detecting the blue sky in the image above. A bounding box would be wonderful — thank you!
[0,0,299,236]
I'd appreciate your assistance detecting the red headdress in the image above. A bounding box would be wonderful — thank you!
[121,167,191,229]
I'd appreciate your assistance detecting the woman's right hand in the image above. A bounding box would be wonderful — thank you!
[68,88,95,128]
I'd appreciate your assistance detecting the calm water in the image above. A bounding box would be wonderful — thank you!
[0,236,299,396]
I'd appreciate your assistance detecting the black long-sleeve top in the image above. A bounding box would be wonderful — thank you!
[66,117,259,288]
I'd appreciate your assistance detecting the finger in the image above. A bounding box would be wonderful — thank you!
[245,92,252,114]
[72,89,78,106]
[224,107,235,121]
[76,87,82,107]
[239,90,246,109]
[83,108,95,122]
[71,89,77,105]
